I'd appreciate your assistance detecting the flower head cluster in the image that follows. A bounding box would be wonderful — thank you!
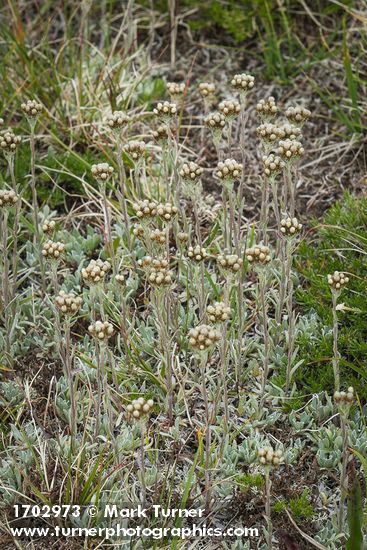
[142,258,173,286]
[188,245,207,262]
[138,255,156,270]
[179,161,203,183]
[82,259,111,285]
[21,100,43,118]
[0,130,21,154]
[334,387,355,405]
[91,163,114,182]
[106,111,129,130]
[150,229,167,246]
[262,154,285,177]
[125,140,146,160]
[231,73,255,93]
[207,302,231,323]
[327,271,349,291]
[88,319,114,341]
[177,231,189,244]
[199,82,216,98]
[217,253,243,274]
[115,273,126,286]
[280,217,302,236]
[246,245,271,265]
[126,397,154,419]
[281,124,302,140]
[148,266,173,287]
[0,189,18,207]
[167,82,185,98]
[218,99,241,119]
[153,101,177,120]
[133,224,145,238]
[188,325,220,351]
[258,447,284,467]
[55,290,82,315]
[133,199,158,220]
[157,202,178,222]
[204,112,226,133]
[216,159,242,184]
[152,125,169,143]
[285,105,311,126]
[42,240,65,260]
[257,123,283,144]
[277,139,304,161]
[42,219,56,235]
[256,97,277,119]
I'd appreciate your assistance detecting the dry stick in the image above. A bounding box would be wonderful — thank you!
[332,290,341,392]
[338,413,348,533]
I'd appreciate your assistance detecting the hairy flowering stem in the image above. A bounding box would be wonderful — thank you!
[285,239,295,393]
[200,352,212,512]
[29,124,46,292]
[218,286,230,436]
[115,140,133,255]
[101,182,117,274]
[338,413,348,533]
[334,389,354,533]
[0,208,12,364]
[95,340,105,437]
[259,268,270,402]
[139,421,147,502]
[270,179,280,228]
[265,468,273,550]
[332,291,341,392]
[50,261,60,294]
[153,288,174,424]
[260,178,269,244]
[7,155,20,299]
[328,271,349,392]
[63,317,77,441]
